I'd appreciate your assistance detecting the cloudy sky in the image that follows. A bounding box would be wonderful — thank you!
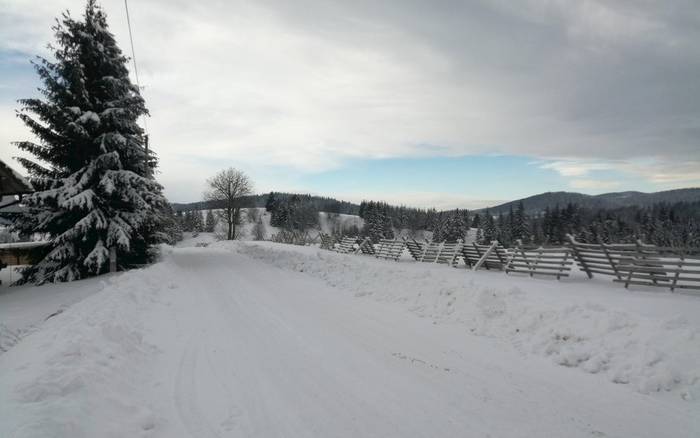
[1,0,699,209]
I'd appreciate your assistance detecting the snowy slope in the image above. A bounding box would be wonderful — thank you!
[0,272,108,354]
[0,240,698,437]
[203,208,365,241]
[317,212,364,236]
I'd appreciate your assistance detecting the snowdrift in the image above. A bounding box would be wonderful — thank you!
[233,241,700,400]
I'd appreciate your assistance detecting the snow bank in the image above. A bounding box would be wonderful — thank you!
[0,267,169,436]
[0,271,106,357]
[0,323,21,353]
[232,241,700,400]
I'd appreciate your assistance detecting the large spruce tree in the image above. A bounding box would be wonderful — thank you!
[13,0,168,283]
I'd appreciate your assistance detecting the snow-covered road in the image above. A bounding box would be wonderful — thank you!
[1,240,698,437]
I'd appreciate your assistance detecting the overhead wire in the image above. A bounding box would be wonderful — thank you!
[123,0,148,134]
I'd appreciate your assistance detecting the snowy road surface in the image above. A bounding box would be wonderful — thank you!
[1,239,698,437]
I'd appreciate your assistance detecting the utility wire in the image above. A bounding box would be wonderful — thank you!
[124,0,148,134]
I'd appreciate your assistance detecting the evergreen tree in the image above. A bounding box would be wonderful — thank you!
[471,213,481,229]
[482,210,498,243]
[496,212,508,246]
[155,204,182,245]
[205,209,217,233]
[431,211,445,242]
[440,210,467,242]
[192,210,204,233]
[476,227,484,244]
[12,1,167,283]
[184,211,192,233]
[381,204,394,240]
[512,201,529,243]
[265,191,277,212]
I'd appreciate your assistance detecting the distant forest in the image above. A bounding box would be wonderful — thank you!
[359,200,700,247]
[172,192,359,215]
[174,192,700,247]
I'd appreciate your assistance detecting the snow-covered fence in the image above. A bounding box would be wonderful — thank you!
[566,235,658,280]
[435,241,462,266]
[403,238,426,261]
[461,242,509,270]
[405,240,464,266]
[358,237,375,255]
[418,241,443,263]
[319,233,336,250]
[271,230,315,246]
[614,247,700,292]
[374,239,406,261]
[334,236,359,254]
[267,230,700,292]
[504,240,572,279]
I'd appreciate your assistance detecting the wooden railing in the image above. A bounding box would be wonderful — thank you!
[375,239,405,261]
[505,240,572,279]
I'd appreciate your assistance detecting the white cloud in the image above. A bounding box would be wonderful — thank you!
[619,160,700,186]
[570,179,621,190]
[332,191,504,210]
[538,160,613,177]
[1,0,699,202]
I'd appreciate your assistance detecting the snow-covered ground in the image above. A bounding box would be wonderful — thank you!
[200,208,365,241]
[0,236,698,437]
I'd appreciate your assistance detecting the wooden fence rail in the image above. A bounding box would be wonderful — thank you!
[319,233,336,250]
[266,232,700,294]
[335,236,359,254]
[462,242,509,270]
[358,237,375,255]
[375,239,406,261]
[505,240,572,279]
[566,234,660,280]
[404,238,426,261]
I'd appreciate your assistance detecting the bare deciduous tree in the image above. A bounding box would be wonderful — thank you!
[204,168,253,240]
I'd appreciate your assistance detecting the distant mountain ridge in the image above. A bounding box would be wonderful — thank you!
[172,188,700,217]
[479,188,700,215]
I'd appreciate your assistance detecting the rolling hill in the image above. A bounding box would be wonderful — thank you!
[479,188,700,215]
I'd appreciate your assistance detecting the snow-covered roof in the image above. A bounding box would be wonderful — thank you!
[0,160,33,196]
[0,241,49,250]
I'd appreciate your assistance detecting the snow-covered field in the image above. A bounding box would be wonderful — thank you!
[0,235,698,437]
[204,208,365,241]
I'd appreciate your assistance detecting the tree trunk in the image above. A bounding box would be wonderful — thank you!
[231,207,238,240]
[227,218,233,240]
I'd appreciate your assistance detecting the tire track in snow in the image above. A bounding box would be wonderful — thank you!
[174,339,221,438]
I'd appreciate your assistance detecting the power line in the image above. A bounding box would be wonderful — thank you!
[124,0,150,178]
[124,0,140,88]
[123,0,148,134]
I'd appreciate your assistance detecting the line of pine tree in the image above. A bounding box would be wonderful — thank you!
[12,1,172,283]
[358,201,394,243]
[473,200,700,247]
[265,192,318,231]
[430,209,470,242]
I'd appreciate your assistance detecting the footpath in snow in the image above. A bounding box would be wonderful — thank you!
[0,237,698,437]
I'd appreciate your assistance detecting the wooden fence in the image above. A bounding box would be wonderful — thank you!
[404,238,426,261]
[319,233,336,250]
[461,242,509,270]
[375,239,406,261]
[505,240,572,279]
[335,236,359,254]
[566,235,660,280]
[298,232,700,294]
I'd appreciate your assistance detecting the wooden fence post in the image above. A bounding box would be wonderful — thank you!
[473,240,498,271]
[599,240,622,280]
[567,234,592,279]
